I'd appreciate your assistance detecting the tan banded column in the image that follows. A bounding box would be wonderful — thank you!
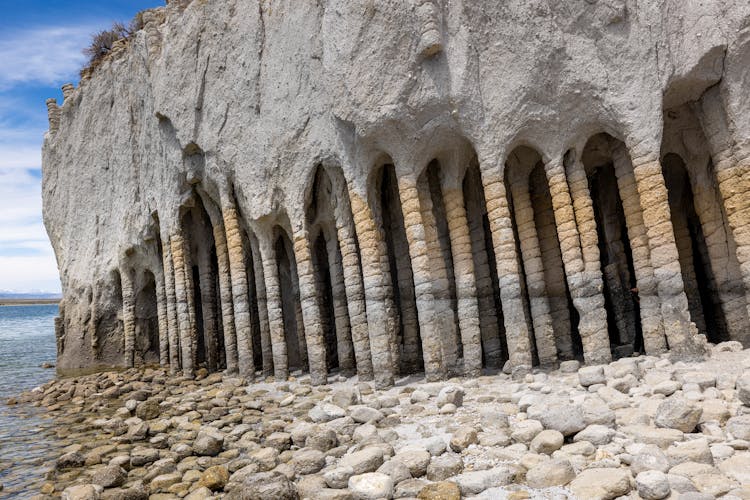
[213,223,238,373]
[121,267,135,368]
[198,259,219,372]
[162,241,181,373]
[481,169,533,372]
[154,270,169,367]
[612,148,668,354]
[442,183,482,377]
[223,207,255,379]
[293,226,328,385]
[171,234,195,377]
[398,174,445,381]
[333,193,374,380]
[545,158,611,364]
[631,152,705,358]
[259,237,288,380]
[250,238,274,376]
[326,232,356,375]
[349,190,395,387]
[508,175,557,366]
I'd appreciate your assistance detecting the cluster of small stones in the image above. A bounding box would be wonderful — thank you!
[6,340,750,499]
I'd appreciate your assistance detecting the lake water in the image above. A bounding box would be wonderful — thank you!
[0,304,59,497]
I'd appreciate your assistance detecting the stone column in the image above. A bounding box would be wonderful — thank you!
[326,232,356,376]
[162,241,181,373]
[223,207,255,379]
[198,257,219,373]
[259,237,288,380]
[154,270,169,367]
[121,267,136,368]
[349,190,395,387]
[508,175,558,366]
[546,158,612,364]
[397,174,445,381]
[213,223,238,374]
[333,192,374,380]
[171,234,195,377]
[464,179,505,367]
[480,168,533,372]
[292,226,328,385]
[416,175,460,374]
[611,148,668,354]
[442,182,483,377]
[629,151,705,358]
[249,239,274,377]
[699,94,750,331]
[45,99,60,133]
[415,0,442,57]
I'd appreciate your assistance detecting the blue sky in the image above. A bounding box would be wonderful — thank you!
[0,0,159,293]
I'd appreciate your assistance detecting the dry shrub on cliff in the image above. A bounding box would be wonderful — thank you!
[81,12,146,75]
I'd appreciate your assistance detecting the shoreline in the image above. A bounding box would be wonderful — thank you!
[0,299,60,306]
[5,342,750,498]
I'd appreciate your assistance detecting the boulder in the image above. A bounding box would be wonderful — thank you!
[654,397,702,433]
[198,465,229,491]
[393,448,431,477]
[635,470,671,500]
[579,365,606,387]
[309,403,347,423]
[529,429,564,454]
[417,481,461,500]
[339,447,385,475]
[736,371,750,406]
[525,457,575,488]
[569,468,633,499]
[348,472,394,500]
[726,415,750,440]
[436,386,464,408]
[225,471,298,500]
[426,452,463,481]
[448,465,520,495]
[91,464,126,488]
[193,427,224,456]
[527,400,586,436]
[449,426,478,452]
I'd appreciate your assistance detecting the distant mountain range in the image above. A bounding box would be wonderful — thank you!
[0,291,62,300]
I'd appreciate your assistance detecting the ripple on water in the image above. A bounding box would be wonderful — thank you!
[0,305,60,497]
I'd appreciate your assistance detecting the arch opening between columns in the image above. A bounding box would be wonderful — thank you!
[662,153,729,343]
[582,134,643,358]
[134,270,160,365]
[274,231,307,373]
[377,164,423,374]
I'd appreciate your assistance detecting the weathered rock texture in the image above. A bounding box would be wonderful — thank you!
[43,0,750,383]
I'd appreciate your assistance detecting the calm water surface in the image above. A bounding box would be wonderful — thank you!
[0,304,59,497]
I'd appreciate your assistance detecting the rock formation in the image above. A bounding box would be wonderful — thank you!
[42,0,750,385]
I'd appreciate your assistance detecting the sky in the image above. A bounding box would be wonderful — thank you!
[0,0,160,293]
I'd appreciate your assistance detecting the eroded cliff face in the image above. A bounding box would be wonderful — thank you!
[42,0,750,381]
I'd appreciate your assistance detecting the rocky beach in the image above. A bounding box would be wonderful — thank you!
[5,341,750,499]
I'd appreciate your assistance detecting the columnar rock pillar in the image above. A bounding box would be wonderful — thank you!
[61,83,75,102]
[292,224,329,385]
[259,236,289,380]
[121,267,136,368]
[198,256,219,373]
[630,150,705,358]
[398,174,445,381]
[326,233,356,376]
[348,190,395,387]
[545,157,612,364]
[45,99,60,134]
[162,241,181,372]
[611,148,668,354]
[507,175,557,366]
[171,234,196,377]
[480,166,533,372]
[333,189,374,380]
[223,206,255,379]
[699,95,750,329]
[250,238,273,376]
[154,270,169,367]
[213,223,238,373]
[415,0,442,57]
[442,180,483,377]
[416,175,459,374]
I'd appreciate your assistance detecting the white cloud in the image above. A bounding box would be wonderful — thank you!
[0,254,60,293]
[0,25,93,89]
[0,168,60,293]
